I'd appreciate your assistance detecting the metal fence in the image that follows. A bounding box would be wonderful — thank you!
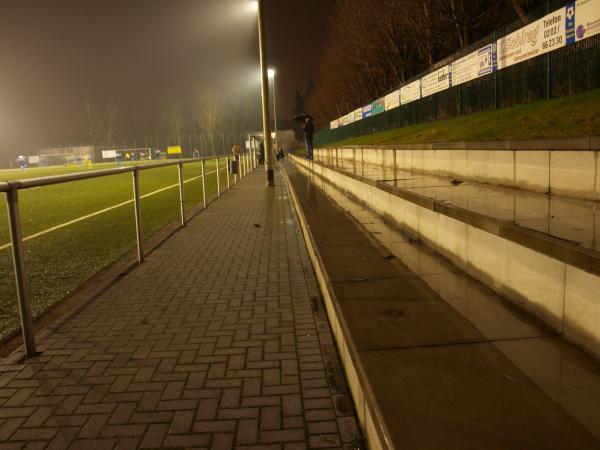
[1,151,257,357]
[315,0,600,146]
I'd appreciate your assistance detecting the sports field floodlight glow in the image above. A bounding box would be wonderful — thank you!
[249,1,258,13]
[268,68,275,78]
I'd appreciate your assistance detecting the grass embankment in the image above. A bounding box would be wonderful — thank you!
[0,159,232,341]
[328,89,600,146]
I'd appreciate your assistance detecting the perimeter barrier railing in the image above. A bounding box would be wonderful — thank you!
[0,150,257,357]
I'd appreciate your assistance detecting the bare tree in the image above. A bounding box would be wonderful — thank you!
[83,97,120,155]
[308,0,523,127]
[164,100,185,147]
[195,88,221,154]
[105,98,119,147]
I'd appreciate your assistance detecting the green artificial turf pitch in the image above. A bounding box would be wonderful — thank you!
[0,158,233,341]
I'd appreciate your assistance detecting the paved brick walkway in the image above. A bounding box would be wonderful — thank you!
[0,169,360,449]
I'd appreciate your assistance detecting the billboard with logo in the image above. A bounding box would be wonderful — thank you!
[572,0,600,41]
[372,98,386,115]
[452,44,496,86]
[384,90,401,110]
[400,80,421,105]
[421,66,451,97]
[497,7,567,69]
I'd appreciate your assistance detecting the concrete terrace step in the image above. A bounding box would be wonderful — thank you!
[293,154,600,360]
[283,159,600,450]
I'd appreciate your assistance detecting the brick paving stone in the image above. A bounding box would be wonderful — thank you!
[0,170,359,449]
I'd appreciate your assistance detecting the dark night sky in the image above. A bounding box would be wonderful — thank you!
[0,0,331,159]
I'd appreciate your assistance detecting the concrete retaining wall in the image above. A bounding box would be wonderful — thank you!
[292,155,600,360]
[317,138,600,200]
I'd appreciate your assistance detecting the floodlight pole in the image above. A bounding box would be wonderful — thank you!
[271,72,279,153]
[257,0,274,187]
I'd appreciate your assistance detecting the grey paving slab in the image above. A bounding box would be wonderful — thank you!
[0,169,360,449]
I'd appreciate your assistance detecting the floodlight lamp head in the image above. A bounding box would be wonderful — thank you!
[268,69,275,78]
[249,1,258,13]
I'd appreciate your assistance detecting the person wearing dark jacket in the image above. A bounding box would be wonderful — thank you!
[303,116,315,160]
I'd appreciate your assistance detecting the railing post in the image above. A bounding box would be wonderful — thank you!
[234,156,238,185]
[6,188,36,357]
[226,157,231,190]
[216,157,221,197]
[177,162,185,227]
[132,169,144,264]
[201,159,207,208]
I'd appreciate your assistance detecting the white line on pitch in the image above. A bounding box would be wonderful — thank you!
[0,169,222,251]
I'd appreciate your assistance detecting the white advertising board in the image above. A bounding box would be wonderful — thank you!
[497,7,566,69]
[330,119,339,129]
[452,44,496,86]
[400,80,421,105]
[28,156,40,164]
[102,150,118,159]
[421,66,451,97]
[384,90,400,110]
[342,114,350,126]
[346,112,355,125]
[574,0,600,41]
[353,108,363,122]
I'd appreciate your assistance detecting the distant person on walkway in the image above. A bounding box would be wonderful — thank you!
[303,116,314,160]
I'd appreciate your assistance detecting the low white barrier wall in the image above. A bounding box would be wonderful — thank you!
[292,155,600,360]
[316,138,600,200]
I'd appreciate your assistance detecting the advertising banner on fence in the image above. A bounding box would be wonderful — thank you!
[421,65,451,97]
[573,0,600,41]
[372,98,386,115]
[497,7,567,69]
[347,112,356,125]
[385,90,401,110]
[452,43,496,86]
[342,114,350,126]
[362,104,373,118]
[400,80,421,105]
[354,108,363,122]
[330,119,339,129]
[102,150,118,159]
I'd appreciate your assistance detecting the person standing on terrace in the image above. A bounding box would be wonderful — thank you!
[303,116,315,160]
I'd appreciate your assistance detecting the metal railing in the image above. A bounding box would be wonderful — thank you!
[1,150,257,357]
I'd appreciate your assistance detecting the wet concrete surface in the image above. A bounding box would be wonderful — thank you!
[322,158,600,253]
[286,160,600,449]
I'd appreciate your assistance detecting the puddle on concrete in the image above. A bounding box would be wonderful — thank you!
[296,162,600,442]
[319,158,600,253]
